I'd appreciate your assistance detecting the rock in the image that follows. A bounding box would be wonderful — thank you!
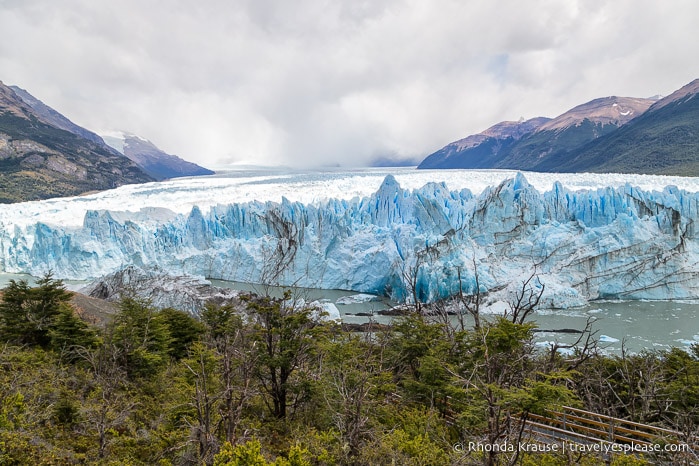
[80,265,240,315]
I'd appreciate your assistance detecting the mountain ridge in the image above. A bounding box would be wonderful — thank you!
[535,96,655,132]
[418,117,551,169]
[418,79,697,175]
[0,81,154,203]
[558,80,699,175]
[1,81,219,202]
[646,78,699,113]
[9,85,111,148]
[8,85,214,182]
[102,131,214,181]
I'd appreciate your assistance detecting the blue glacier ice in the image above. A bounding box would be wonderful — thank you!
[2,172,699,308]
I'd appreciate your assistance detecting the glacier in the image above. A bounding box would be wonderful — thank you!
[1,168,699,308]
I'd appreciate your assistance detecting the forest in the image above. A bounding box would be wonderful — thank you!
[1,273,698,465]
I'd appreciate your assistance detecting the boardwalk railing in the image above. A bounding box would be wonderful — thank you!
[526,406,684,444]
[521,406,699,463]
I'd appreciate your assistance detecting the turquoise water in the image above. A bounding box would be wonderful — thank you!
[0,272,35,287]
[530,300,699,354]
[209,279,699,353]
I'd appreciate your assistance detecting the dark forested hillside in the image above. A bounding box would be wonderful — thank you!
[0,112,154,202]
[560,88,699,175]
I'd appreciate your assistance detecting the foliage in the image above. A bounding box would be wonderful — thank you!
[244,291,328,420]
[213,439,310,466]
[214,440,268,466]
[0,273,74,348]
[1,278,698,464]
[49,304,100,358]
[159,307,205,360]
[108,296,171,379]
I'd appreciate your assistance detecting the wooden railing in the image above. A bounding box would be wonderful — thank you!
[527,406,685,444]
[388,395,699,462]
[521,406,699,463]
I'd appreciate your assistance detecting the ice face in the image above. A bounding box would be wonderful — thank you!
[2,169,699,308]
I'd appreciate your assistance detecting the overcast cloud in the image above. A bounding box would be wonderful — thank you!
[1,0,698,168]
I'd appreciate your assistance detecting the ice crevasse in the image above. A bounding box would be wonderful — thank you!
[1,173,698,309]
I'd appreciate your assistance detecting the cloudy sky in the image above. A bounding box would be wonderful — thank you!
[1,0,698,168]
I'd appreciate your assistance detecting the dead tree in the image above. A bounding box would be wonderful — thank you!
[505,271,544,325]
[258,209,300,287]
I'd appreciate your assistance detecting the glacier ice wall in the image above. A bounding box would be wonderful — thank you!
[2,173,699,307]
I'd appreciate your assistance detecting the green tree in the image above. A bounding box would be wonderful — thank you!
[388,311,456,414]
[321,334,393,460]
[454,317,579,466]
[214,439,268,466]
[358,408,455,466]
[245,292,328,420]
[390,311,445,382]
[0,273,73,348]
[49,303,100,358]
[178,341,222,464]
[202,302,261,444]
[159,307,205,360]
[108,296,171,379]
[214,439,311,466]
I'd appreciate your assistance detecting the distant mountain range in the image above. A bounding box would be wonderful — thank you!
[419,79,699,175]
[0,81,213,203]
[102,132,213,181]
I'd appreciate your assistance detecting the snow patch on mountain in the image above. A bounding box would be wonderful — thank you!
[101,131,127,153]
[535,96,654,132]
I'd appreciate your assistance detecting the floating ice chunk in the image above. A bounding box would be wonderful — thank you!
[555,346,576,356]
[534,341,576,356]
[336,294,381,305]
[312,301,341,322]
[481,301,511,315]
[599,335,620,343]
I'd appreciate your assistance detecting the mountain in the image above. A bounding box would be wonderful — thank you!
[559,79,699,175]
[9,85,110,147]
[500,96,656,171]
[10,85,214,182]
[102,132,214,181]
[0,81,154,203]
[418,88,676,172]
[418,117,550,169]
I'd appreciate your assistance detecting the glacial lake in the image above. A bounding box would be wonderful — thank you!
[209,279,699,354]
[4,272,699,355]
